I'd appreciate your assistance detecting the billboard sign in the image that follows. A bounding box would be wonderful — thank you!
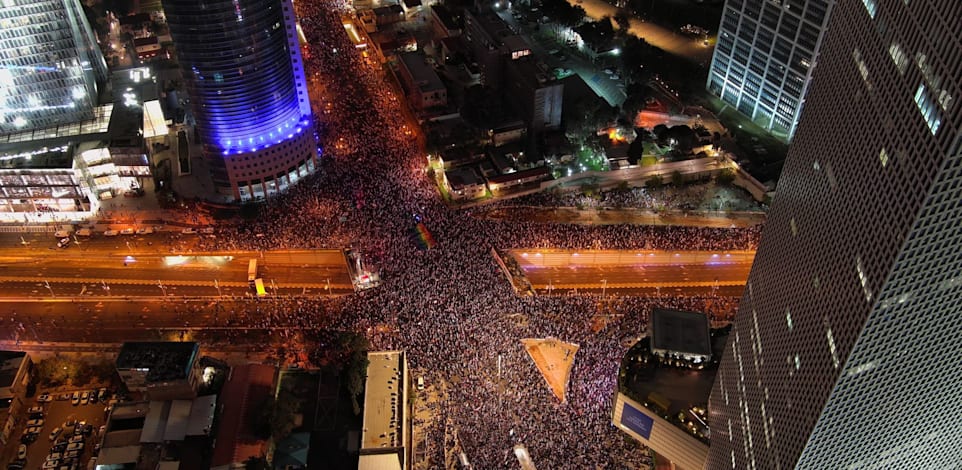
[621,401,654,439]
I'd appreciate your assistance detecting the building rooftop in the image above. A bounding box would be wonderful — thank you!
[431,4,459,31]
[650,309,712,357]
[360,351,405,451]
[620,325,730,444]
[211,364,276,467]
[399,52,445,94]
[468,8,514,45]
[507,57,558,90]
[0,351,26,389]
[0,145,74,170]
[0,104,113,155]
[116,342,199,383]
[445,166,484,189]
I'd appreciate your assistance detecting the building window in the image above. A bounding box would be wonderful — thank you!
[862,0,878,18]
[914,83,943,135]
[888,43,908,74]
[879,148,889,167]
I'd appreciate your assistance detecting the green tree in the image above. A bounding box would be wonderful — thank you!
[671,170,684,186]
[613,12,631,36]
[271,387,301,441]
[36,356,80,387]
[716,168,736,185]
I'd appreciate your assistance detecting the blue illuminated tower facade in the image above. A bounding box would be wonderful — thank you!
[706,0,833,141]
[163,0,316,201]
[0,0,108,134]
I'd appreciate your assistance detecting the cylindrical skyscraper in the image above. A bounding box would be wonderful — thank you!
[163,0,316,201]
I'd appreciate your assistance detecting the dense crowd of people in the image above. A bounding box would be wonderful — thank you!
[177,2,763,468]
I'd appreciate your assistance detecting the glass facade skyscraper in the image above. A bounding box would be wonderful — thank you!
[706,0,833,140]
[708,1,962,468]
[0,0,108,134]
[163,0,316,201]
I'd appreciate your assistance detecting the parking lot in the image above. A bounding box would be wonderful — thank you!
[7,389,111,470]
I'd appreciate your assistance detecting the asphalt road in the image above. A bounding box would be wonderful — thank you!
[0,236,353,299]
[513,249,752,296]
[566,0,714,64]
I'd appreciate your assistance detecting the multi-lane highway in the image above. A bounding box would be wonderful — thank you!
[0,250,352,299]
[510,249,754,296]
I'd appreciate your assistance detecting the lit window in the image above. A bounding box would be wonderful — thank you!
[888,43,908,74]
[862,0,878,18]
[879,148,889,167]
[914,84,943,135]
[852,49,872,90]
[825,326,839,369]
[786,309,793,331]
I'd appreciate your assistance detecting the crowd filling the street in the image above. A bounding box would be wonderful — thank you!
[108,0,765,468]
[2,1,763,469]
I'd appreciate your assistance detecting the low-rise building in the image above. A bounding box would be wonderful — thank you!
[443,166,486,201]
[430,4,461,39]
[373,5,405,27]
[0,351,31,447]
[359,351,411,470]
[210,364,277,469]
[116,342,202,400]
[397,52,448,110]
[486,166,550,192]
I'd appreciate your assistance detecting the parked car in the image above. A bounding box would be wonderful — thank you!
[49,427,62,441]
[58,393,71,401]
[25,425,42,435]
[181,228,197,234]
[71,392,80,405]
[17,444,27,459]
[200,227,215,234]
[37,393,52,402]
[97,389,108,402]
[47,452,62,461]
[68,435,84,444]
[135,227,154,235]
[28,406,44,414]
[119,228,135,236]
[51,442,67,453]
[66,442,84,452]
[83,424,93,436]
[20,433,37,444]
[66,449,81,459]
[25,418,43,427]
[42,459,59,470]
[103,230,119,237]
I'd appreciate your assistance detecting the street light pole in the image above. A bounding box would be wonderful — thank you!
[158,280,167,297]
[44,280,54,298]
[214,279,222,297]
[601,279,607,298]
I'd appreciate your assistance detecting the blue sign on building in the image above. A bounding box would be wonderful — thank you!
[621,401,654,439]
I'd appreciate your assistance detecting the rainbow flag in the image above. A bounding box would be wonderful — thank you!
[411,222,436,250]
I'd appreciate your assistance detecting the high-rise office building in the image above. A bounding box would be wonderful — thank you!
[708,1,962,468]
[0,0,108,134]
[706,0,833,140]
[162,0,317,201]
